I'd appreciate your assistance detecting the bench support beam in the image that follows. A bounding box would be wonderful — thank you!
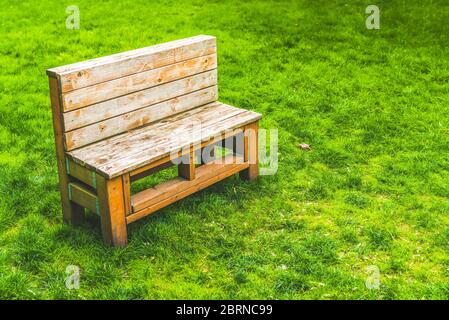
[240,121,259,181]
[178,147,196,180]
[96,175,128,247]
[127,155,248,224]
[49,77,85,225]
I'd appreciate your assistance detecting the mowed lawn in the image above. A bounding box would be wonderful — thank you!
[0,0,449,299]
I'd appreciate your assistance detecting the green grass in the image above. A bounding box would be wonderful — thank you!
[1,0,449,299]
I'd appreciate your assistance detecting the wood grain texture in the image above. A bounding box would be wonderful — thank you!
[240,121,259,181]
[47,35,216,92]
[96,175,128,247]
[64,85,218,151]
[66,102,262,178]
[122,174,131,216]
[66,157,96,189]
[128,155,248,222]
[178,148,195,180]
[48,35,263,247]
[68,103,249,167]
[61,54,217,112]
[64,87,217,151]
[68,182,98,214]
[63,69,217,132]
[48,76,84,224]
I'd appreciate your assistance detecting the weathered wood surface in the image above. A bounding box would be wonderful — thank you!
[64,85,218,150]
[178,148,195,181]
[96,175,128,247]
[66,102,262,178]
[48,35,263,247]
[47,35,216,93]
[128,127,242,180]
[61,54,216,112]
[122,174,132,216]
[68,103,252,167]
[63,69,217,132]
[48,76,84,225]
[68,182,98,214]
[128,155,248,222]
[240,122,259,180]
[66,157,97,189]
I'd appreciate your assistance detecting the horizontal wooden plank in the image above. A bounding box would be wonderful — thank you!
[69,103,245,166]
[66,157,96,189]
[128,127,243,179]
[61,54,217,112]
[77,102,223,154]
[68,103,255,172]
[66,102,261,178]
[130,156,176,179]
[94,110,259,177]
[132,154,245,212]
[130,160,174,182]
[47,35,216,92]
[68,103,220,168]
[68,182,98,214]
[64,85,218,151]
[63,69,217,131]
[127,155,248,222]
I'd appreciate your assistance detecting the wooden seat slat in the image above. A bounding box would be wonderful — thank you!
[65,102,216,168]
[66,102,261,178]
[94,110,258,177]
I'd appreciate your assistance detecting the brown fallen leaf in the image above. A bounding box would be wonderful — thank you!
[298,143,311,151]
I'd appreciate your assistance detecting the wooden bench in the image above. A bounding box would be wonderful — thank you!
[46,35,261,247]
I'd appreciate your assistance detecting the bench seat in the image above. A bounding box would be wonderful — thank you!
[67,101,261,179]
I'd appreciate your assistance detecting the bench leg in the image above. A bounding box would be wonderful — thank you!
[197,144,216,165]
[178,148,195,180]
[49,77,85,225]
[65,195,85,225]
[240,121,259,181]
[96,174,128,247]
[59,173,84,225]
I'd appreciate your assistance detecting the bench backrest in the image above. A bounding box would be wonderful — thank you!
[47,35,218,151]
